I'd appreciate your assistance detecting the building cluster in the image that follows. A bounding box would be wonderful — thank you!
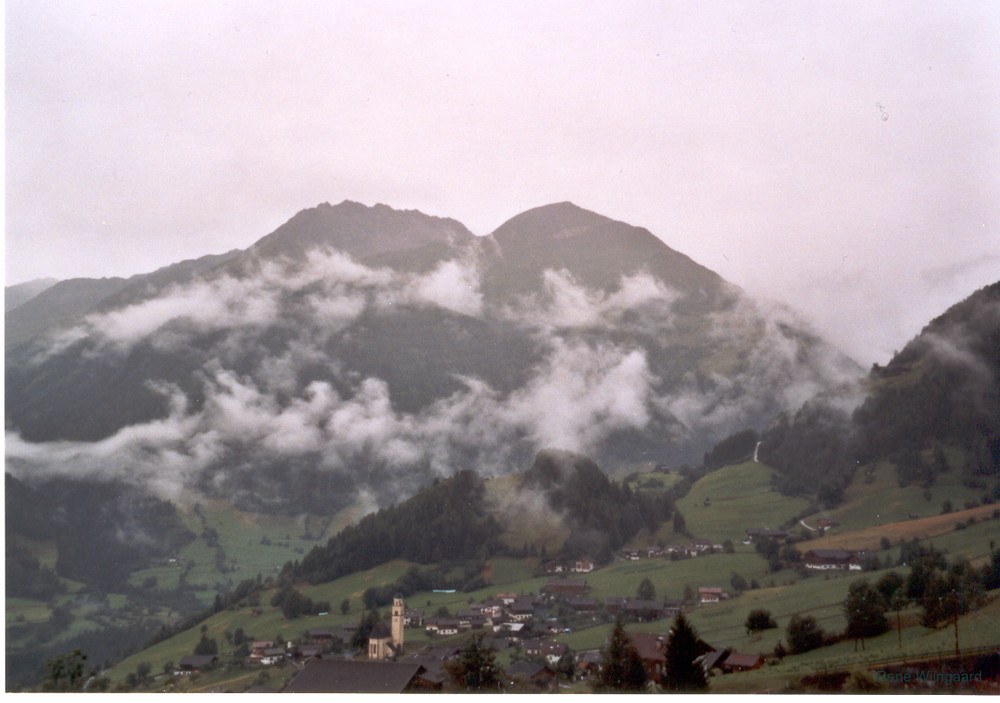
[619,539,725,561]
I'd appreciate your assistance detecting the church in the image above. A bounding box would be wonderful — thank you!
[368,594,405,660]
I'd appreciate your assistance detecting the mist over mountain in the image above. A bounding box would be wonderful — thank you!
[760,280,1000,503]
[5,201,862,512]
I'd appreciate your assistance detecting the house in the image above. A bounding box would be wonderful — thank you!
[576,650,602,679]
[568,597,599,613]
[621,548,641,561]
[508,603,536,622]
[698,649,729,675]
[456,610,487,629]
[524,639,569,664]
[481,600,505,619]
[307,627,333,642]
[625,599,666,620]
[816,517,841,529]
[540,641,569,664]
[573,558,595,573]
[522,638,544,657]
[605,597,628,614]
[801,549,861,571]
[338,624,359,646]
[496,593,518,605]
[721,652,763,672]
[284,660,430,693]
[507,661,556,689]
[493,621,526,635]
[543,578,589,596]
[249,641,280,664]
[175,655,217,675]
[627,632,670,679]
[425,618,463,636]
[544,561,565,573]
[699,587,725,604]
[258,647,286,666]
[294,644,323,661]
[403,609,424,627]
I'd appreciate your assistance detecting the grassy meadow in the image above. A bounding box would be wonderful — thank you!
[675,461,810,544]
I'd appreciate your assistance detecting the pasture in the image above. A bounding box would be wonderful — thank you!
[676,461,810,543]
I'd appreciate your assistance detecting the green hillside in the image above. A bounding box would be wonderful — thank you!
[676,461,810,543]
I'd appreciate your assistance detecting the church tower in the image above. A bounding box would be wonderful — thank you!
[391,593,405,650]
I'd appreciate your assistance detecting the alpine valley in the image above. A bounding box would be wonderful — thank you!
[6,201,999,692]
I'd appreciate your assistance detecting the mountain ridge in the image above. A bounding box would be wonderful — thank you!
[5,199,861,513]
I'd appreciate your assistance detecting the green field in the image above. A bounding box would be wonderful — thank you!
[709,595,1000,692]
[830,460,986,532]
[676,462,810,543]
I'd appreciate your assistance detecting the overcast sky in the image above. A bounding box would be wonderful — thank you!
[5,0,999,365]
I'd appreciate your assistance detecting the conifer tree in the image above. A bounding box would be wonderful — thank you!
[596,618,648,691]
[447,634,503,691]
[662,612,707,691]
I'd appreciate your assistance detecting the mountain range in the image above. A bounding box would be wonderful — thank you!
[6,200,861,512]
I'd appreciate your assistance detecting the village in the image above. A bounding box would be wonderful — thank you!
[166,534,872,693]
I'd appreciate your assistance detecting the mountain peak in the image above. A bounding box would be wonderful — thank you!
[484,202,726,298]
[491,202,619,244]
[249,200,474,262]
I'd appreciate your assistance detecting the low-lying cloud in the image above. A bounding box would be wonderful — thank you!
[8,249,866,511]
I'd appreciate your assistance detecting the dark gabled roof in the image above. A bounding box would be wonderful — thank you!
[723,652,763,669]
[507,661,554,679]
[625,599,663,611]
[177,655,217,669]
[410,645,460,661]
[698,649,728,671]
[283,660,424,693]
[627,632,668,662]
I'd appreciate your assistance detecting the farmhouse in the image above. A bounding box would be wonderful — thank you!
[175,655,217,675]
[424,618,463,635]
[698,587,727,604]
[507,661,556,689]
[604,597,628,614]
[307,628,333,644]
[568,596,599,613]
[801,549,862,571]
[508,602,536,622]
[699,649,764,674]
[627,632,670,679]
[722,652,764,672]
[257,647,286,666]
[524,639,569,664]
[573,558,595,573]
